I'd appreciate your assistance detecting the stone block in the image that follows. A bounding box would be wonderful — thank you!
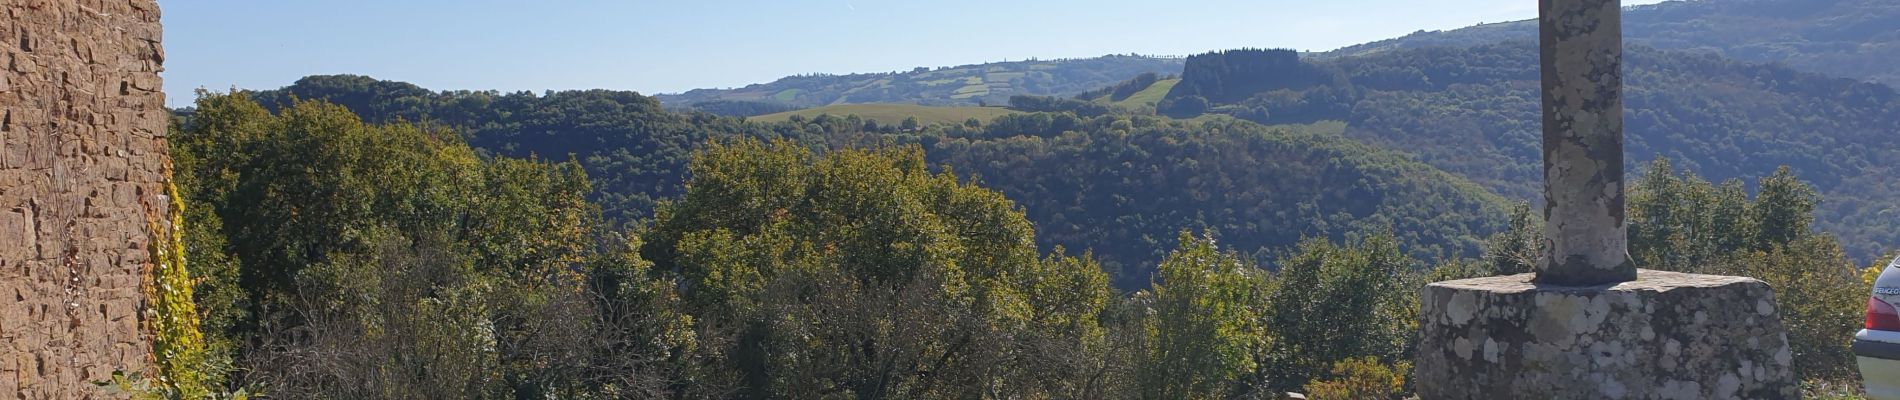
[1416,270,1796,399]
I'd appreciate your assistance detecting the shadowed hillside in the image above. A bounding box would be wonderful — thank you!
[1161,42,1900,260]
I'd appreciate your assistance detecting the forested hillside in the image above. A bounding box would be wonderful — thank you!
[133,0,1899,396]
[162,93,1866,399]
[750,103,1020,126]
[1324,0,1900,87]
[1158,44,1900,260]
[653,54,1184,109]
[238,75,804,222]
[228,75,1511,289]
[165,92,1459,397]
[930,119,1507,287]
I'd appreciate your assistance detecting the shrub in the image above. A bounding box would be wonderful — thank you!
[1304,357,1408,400]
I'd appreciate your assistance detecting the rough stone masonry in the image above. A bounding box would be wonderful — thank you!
[1414,0,1797,398]
[1416,271,1797,399]
[0,0,168,398]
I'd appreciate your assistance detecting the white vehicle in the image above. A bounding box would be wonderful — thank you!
[1859,257,1900,400]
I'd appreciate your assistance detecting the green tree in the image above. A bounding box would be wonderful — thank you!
[642,140,1110,398]
[1255,233,1415,394]
[1304,357,1410,400]
[1710,237,1863,381]
[1751,167,1818,251]
[1629,160,1863,382]
[1128,232,1267,400]
[1483,202,1541,276]
[171,92,634,398]
[166,96,261,383]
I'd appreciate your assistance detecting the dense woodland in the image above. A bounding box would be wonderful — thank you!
[147,91,1867,399]
[928,118,1505,288]
[1164,49,1342,106]
[242,76,807,223]
[236,75,1509,290]
[675,100,806,117]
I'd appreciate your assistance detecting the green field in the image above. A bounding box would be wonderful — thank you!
[985,72,1026,82]
[773,89,803,102]
[1109,78,1179,109]
[949,84,991,99]
[751,104,1020,126]
[1092,78,1180,111]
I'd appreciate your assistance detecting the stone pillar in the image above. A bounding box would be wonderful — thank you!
[1413,0,1798,398]
[1538,0,1635,286]
[1,0,168,398]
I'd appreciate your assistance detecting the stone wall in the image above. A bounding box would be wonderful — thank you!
[1416,270,1797,399]
[0,0,167,398]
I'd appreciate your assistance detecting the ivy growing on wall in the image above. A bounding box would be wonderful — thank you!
[143,179,209,398]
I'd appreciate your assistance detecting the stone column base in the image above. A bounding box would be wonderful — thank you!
[1415,269,1796,399]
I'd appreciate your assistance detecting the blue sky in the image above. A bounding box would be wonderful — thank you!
[160,0,1667,106]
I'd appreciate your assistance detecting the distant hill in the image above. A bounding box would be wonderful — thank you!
[1323,0,1900,87]
[1159,43,1900,260]
[751,104,1019,127]
[654,55,1185,108]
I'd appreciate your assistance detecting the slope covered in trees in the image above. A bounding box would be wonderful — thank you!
[674,99,806,117]
[929,118,1509,288]
[229,75,1511,290]
[1160,42,1900,261]
[653,54,1185,107]
[1323,0,1900,87]
[1165,49,1342,105]
[166,93,1432,397]
[242,75,811,223]
[749,103,1020,126]
[165,94,1865,397]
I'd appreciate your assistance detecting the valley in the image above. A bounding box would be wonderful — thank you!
[123,0,1892,397]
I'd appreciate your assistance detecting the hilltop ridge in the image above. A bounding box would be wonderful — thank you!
[1322,0,1900,86]
[654,54,1184,109]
